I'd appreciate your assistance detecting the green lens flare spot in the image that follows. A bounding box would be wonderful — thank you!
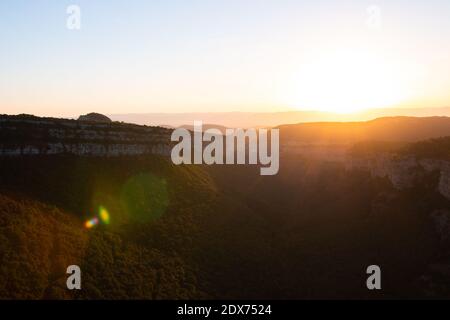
[120,173,169,223]
[99,206,110,225]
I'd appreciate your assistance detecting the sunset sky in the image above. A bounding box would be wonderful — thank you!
[1,0,450,117]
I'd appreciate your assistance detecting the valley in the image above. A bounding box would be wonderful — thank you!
[0,115,450,299]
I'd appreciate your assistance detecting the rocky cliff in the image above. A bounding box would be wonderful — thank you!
[346,154,450,200]
[0,115,172,157]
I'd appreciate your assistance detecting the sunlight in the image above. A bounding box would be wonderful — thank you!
[286,49,414,113]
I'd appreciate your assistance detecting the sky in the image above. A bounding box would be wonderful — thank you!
[1,0,450,117]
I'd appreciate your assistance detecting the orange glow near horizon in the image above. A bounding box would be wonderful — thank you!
[3,2,450,118]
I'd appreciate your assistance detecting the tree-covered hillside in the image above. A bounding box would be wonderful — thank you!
[0,154,449,299]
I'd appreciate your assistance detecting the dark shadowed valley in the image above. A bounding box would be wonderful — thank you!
[1,115,450,299]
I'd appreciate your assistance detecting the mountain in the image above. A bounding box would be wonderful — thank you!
[280,116,450,144]
[0,114,172,157]
[1,115,450,299]
[180,123,229,134]
[0,155,219,299]
[108,107,450,128]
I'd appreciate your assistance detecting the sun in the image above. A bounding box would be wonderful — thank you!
[285,49,412,113]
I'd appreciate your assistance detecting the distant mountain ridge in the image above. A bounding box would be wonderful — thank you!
[2,114,450,158]
[279,116,450,144]
[108,107,450,128]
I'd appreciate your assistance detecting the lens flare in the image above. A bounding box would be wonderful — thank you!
[99,206,110,224]
[120,173,169,223]
[84,206,111,229]
[84,217,99,229]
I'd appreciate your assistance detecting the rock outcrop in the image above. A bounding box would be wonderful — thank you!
[0,114,172,157]
[346,154,450,200]
[345,154,420,189]
[77,112,112,123]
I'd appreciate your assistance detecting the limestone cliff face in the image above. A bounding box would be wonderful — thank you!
[345,155,420,189]
[282,138,450,200]
[0,115,172,157]
[346,154,450,200]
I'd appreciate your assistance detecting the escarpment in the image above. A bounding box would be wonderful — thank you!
[0,114,173,157]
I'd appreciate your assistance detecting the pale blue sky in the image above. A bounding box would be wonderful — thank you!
[1,0,450,116]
